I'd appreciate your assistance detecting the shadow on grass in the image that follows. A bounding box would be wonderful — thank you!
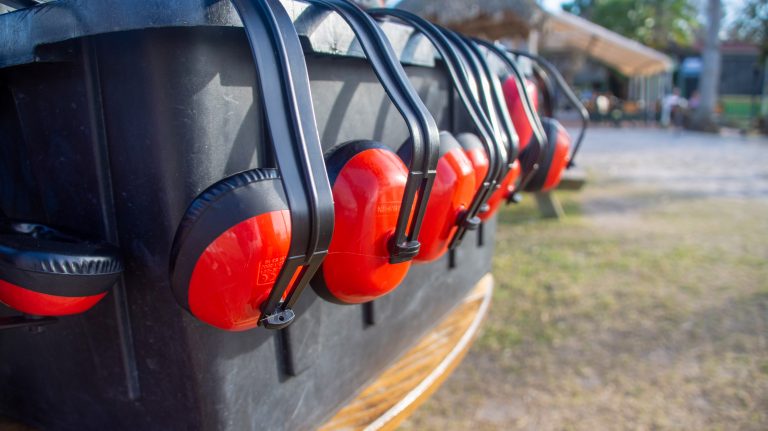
[496,191,584,226]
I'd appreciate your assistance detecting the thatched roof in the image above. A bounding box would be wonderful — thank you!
[396,0,543,38]
[542,10,673,76]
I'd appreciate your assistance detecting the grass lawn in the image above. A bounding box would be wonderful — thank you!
[401,180,768,430]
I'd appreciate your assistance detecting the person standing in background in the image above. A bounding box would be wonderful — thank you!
[661,87,687,128]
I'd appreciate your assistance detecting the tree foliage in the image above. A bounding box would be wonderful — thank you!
[560,0,699,49]
[729,0,768,61]
[561,0,596,18]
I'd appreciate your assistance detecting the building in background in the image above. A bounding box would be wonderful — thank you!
[675,41,765,128]
[396,0,673,123]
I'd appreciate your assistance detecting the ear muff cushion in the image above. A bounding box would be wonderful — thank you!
[313,140,411,304]
[502,77,539,152]
[540,119,572,192]
[0,221,122,316]
[455,133,490,191]
[480,158,521,221]
[523,117,559,192]
[400,132,476,263]
[170,168,291,331]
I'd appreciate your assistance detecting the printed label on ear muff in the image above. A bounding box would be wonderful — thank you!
[187,210,291,331]
[376,202,400,217]
[257,256,287,286]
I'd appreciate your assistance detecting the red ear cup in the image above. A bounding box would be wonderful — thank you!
[502,77,539,152]
[455,133,490,189]
[540,119,572,192]
[0,221,122,316]
[522,117,571,193]
[403,132,476,262]
[313,141,411,304]
[170,169,294,331]
[479,159,521,221]
[0,282,106,316]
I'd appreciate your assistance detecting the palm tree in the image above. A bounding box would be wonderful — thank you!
[691,0,722,132]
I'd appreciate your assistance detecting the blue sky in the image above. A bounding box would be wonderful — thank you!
[540,0,569,10]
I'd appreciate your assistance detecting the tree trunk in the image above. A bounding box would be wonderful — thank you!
[692,0,722,132]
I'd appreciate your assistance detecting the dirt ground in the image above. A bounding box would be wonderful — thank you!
[400,127,768,431]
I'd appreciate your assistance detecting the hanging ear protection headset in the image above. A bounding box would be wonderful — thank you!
[393,24,519,261]
[303,0,439,304]
[396,131,477,263]
[169,0,334,331]
[369,8,505,253]
[361,14,487,263]
[505,49,589,192]
[0,215,123,319]
[532,63,556,117]
[520,59,570,192]
[457,35,523,221]
[509,49,589,169]
[503,76,539,153]
[442,31,511,199]
[474,40,551,195]
[443,30,550,217]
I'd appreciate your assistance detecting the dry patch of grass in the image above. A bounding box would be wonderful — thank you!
[401,184,768,431]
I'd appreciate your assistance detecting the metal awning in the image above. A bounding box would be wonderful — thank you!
[542,10,673,77]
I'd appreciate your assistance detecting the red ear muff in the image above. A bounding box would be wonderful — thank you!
[479,158,521,221]
[523,118,571,192]
[455,133,490,190]
[313,141,411,304]
[400,132,476,263]
[0,221,122,316]
[503,77,539,152]
[170,169,295,331]
[540,119,571,191]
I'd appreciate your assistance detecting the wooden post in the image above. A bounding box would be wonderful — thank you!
[535,169,586,219]
[535,192,564,219]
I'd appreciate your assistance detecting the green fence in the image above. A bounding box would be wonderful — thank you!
[720,94,760,128]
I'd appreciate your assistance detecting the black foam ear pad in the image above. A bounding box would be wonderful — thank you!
[438,131,464,155]
[323,140,394,185]
[169,168,291,330]
[455,133,490,187]
[171,169,283,263]
[397,131,457,162]
[455,132,485,152]
[0,221,123,296]
[523,117,558,192]
[0,220,123,315]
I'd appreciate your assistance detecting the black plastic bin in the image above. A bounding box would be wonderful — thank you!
[0,2,495,429]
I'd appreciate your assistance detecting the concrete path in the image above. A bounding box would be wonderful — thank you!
[578,127,768,198]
